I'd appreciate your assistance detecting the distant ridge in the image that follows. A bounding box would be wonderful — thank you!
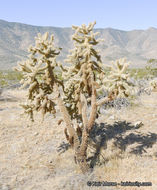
[0,19,157,69]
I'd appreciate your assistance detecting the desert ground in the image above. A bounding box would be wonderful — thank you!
[0,88,157,190]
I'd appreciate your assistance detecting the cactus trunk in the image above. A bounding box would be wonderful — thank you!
[56,85,92,173]
[75,148,90,173]
[55,84,80,148]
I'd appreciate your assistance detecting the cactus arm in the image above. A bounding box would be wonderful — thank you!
[54,84,80,149]
[79,93,88,156]
[87,82,97,132]
[74,93,90,173]
[96,96,111,106]
[80,93,88,127]
[56,85,90,173]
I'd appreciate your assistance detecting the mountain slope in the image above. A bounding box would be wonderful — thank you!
[0,19,157,69]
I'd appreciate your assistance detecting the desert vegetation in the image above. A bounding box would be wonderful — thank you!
[0,21,157,189]
[14,21,141,174]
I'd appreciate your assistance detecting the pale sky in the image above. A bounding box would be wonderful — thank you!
[0,0,156,31]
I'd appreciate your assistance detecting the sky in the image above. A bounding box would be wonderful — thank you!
[0,0,157,31]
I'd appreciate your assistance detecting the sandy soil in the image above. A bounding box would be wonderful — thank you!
[0,89,157,190]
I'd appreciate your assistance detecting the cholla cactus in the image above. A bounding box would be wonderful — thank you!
[103,58,136,98]
[63,21,105,121]
[149,79,157,91]
[15,30,92,173]
[146,59,157,79]
[15,33,79,161]
[61,21,114,173]
[15,32,63,121]
[15,23,116,174]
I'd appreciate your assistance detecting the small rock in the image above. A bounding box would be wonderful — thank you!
[78,123,83,127]
[34,132,39,136]
[108,115,115,120]
[134,121,144,128]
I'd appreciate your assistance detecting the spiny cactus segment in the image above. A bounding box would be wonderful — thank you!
[103,58,136,98]
[15,32,63,121]
[63,21,105,120]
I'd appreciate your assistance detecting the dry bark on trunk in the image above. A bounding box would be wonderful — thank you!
[55,84,90,173]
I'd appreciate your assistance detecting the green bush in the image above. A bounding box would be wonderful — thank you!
[0,70,23,87]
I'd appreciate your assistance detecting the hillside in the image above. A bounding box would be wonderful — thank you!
[0,19,157,69]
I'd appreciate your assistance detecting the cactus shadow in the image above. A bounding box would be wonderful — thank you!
[57,141,71,154]
[57,121,157,171]
[114,132,157,154]
[88,121,157,169]
[88,121,134,168]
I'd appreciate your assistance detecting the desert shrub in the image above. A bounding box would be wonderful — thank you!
[102,97,130,110]
[129,68,149,79]
[149,79,157,91]
[135,79,151,95]
[15,22,137,174]
[129,67,157,80]
[146,58,157,77]
[102,58,137,99]
[0,70,23,87]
